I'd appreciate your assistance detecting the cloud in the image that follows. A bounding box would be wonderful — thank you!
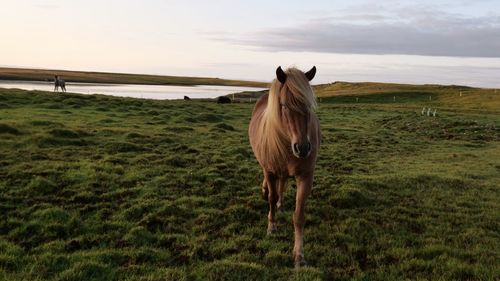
[211,6,500,58]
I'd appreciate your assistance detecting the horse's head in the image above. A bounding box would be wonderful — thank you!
[275,66,316,159]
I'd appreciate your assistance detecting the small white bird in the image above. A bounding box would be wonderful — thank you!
[422,107,426,115]
[427,108,431,116]
[433,109,437,117]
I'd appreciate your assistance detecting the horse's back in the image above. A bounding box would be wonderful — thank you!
[248,94,268,159]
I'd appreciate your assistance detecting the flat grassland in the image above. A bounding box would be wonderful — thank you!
[0,67,267,87]
[0,83,499,280]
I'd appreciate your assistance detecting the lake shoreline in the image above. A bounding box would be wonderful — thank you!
[0,80,267,101]
[0,67,268,88]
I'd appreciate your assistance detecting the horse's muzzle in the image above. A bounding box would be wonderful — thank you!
[292,142,311,158]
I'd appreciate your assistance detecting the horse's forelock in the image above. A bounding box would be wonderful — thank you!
[282,68,316,113]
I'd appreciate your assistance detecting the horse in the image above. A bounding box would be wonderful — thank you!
[54,75,66,92]
[248,66,320,268]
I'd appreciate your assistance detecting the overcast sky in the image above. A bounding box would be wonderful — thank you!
[1,0,499,87]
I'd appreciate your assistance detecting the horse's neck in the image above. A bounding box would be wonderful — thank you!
[262,107,290,147]
[264,105,285,133]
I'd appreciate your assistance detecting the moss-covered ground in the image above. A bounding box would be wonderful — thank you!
[0,87,498,280]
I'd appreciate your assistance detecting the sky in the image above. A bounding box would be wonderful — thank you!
[1,0,500,87]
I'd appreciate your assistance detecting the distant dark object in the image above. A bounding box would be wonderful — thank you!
[54,75,66,92]
[184,96,191,100]
[217,96,231,104]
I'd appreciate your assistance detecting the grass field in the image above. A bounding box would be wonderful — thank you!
[0,85,499,280]
[0,67,267,88]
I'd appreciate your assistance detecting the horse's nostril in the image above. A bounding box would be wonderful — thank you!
[292,142,312,158]
[299,143,309,152]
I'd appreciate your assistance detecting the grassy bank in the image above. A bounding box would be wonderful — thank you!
[0,87,499,280]
[0,67,267,88]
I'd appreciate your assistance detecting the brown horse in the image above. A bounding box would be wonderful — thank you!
[248,66,320,268]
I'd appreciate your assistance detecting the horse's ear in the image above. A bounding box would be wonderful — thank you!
[305,66,316,81]
[276,66,287,84]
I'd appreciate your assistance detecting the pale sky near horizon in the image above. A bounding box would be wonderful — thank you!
[1,0,500,87]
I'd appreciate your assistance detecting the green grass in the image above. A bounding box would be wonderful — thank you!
[0,87,499,280]
[0,67,267,87]
[314,81,500,112]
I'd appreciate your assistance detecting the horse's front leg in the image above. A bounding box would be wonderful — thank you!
[293,174,312,268]
[264,172,278,235]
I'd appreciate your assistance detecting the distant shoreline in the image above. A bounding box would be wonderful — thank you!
[0,67,268,88]
[0,80,267,101]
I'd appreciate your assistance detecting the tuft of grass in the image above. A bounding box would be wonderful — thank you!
[331,185,372,209]
[0,123,20,135]
[214,123,235,131]
[30,120,64,127]
[27,177,59,195]
[105,142,149,153]
[193,261,274,281]
[56,261,117,281]
[38,136,88,147]
[196,113,222,123]
[49,129,80,138]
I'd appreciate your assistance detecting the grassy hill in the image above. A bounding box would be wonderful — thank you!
[0,86,499,280]
[315,82,500,112]
[0,67,267,87]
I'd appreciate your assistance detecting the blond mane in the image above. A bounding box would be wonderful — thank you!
[254,67,317,171]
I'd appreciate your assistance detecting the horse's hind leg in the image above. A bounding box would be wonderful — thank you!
[261,178,268,200]
[277,177,287,211]
[264,172,278,235]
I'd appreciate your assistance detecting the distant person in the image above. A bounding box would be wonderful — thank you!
[54,75,66,92]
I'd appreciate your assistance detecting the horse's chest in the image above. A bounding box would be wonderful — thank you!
[286,157,309,176]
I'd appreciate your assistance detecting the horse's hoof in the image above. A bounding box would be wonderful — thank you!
[276,201,284,212]
[294,259,307,269]
[266,223,277,235]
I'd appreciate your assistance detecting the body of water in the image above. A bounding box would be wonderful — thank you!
[0,80,266,100]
